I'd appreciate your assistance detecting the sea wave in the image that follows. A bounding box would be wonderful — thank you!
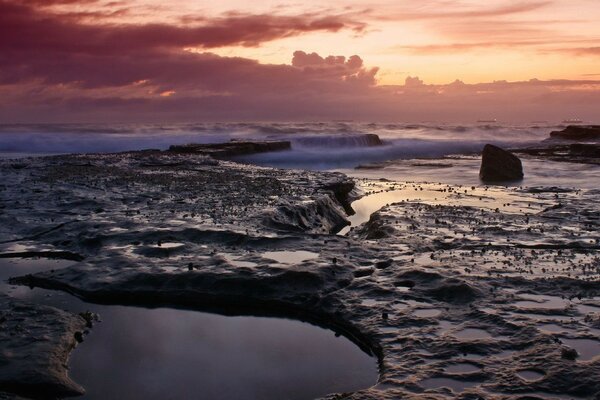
[0,122,556,168]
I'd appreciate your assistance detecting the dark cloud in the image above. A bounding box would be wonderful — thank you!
[0,1,364,56]
[0,0,598,122]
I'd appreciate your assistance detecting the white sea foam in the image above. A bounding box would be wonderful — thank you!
[0,122,551,165]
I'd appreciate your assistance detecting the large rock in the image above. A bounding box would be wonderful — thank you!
[550,125,600,141]
[479,144,523,182]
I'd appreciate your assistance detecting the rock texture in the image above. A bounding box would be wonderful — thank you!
[0,295,87,399]
[2,152,600,399]
[168,140,291,158]
[513,143,600,165]
[549,125,600,141]
[479,144,524,182]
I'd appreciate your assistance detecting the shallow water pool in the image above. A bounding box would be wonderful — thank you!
[1,258,378,400]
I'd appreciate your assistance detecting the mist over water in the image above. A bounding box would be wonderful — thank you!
[4,122,598,189]
[0,122,553,169]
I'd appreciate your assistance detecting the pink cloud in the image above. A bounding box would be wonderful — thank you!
[0,0,599,123]
[0,1,365,56]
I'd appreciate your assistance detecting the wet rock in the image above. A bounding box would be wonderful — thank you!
[295,133,383,147]
[561,347,578,360]
[514,143,600,164]
[479,144,524,182]
[0,295,86,399]
[4,154,600,399]
[549,125,600,141]
[355,213,395,239]
[321,178,357,215]
[168,140,291,158]
[426,280,480,304]
[361,134,384,147]
[374,259,393,269]
[265,195,349,234]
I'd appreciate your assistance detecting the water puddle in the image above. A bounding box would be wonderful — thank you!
[153,242,185,249]
[338,181,548,235]
[361,299,386,307]
[576,303,600,315]
[0,257,75,297]
[517,369,545,381]
[420,377,480,393]
[494,349,517,359]
[538,323,574,334]
[462,354,486,360]
[221,254,258,268]
[414,308,442,318]
[438,320,457,332]
[453,328,493,340]
[445,363,481,374]
[508,312,575,322]
[262,250,319,264]
[1,258,378,400]
[561,338,600,361]
[515,294,570,310]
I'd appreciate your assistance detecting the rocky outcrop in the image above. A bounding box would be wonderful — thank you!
[168,140,291,158]
[549,125,600,141]
[294,133,383,148]
[513,143,600,165]
[479,144,524,182]
[264,195,349,234]
[4,153,600,400]
[363,133,384,146]
[0,295,87,399]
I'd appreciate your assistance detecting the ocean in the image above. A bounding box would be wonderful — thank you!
[1,122,599,188]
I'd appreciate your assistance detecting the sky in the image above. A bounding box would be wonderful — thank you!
[1,0,599,122]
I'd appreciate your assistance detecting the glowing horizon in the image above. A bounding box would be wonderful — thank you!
[0,0,599,122]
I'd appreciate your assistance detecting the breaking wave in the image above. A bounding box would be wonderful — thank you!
[0,121,555,168]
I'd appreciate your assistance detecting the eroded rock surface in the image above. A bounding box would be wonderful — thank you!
[1,152,600,399]
[0,294,86,399]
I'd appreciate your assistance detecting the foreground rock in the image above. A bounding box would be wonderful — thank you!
[0,295,87,399]
[479,144,524,182]
[168,140,291,158]
[2,152,600,399]
[549,125,600,141]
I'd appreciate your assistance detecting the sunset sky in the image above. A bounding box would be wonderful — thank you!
[1,0,599,122]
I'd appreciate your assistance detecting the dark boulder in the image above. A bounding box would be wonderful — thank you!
[550,125,600,141]
[479,144,523,182]
[363,133,384,146]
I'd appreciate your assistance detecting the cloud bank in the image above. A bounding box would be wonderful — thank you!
[0,0,598,122]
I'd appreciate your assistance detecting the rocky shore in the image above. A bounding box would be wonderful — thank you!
[1,144,599,399]
[512,125,600,165]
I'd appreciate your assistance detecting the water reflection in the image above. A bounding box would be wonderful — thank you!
[1,258,378,400]
[262,251,319,264]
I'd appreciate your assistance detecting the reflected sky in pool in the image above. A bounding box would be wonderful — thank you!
[0,258,378,400]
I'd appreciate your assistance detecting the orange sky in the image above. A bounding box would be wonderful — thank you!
[1,0,599,122]
[64,0,600,84]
